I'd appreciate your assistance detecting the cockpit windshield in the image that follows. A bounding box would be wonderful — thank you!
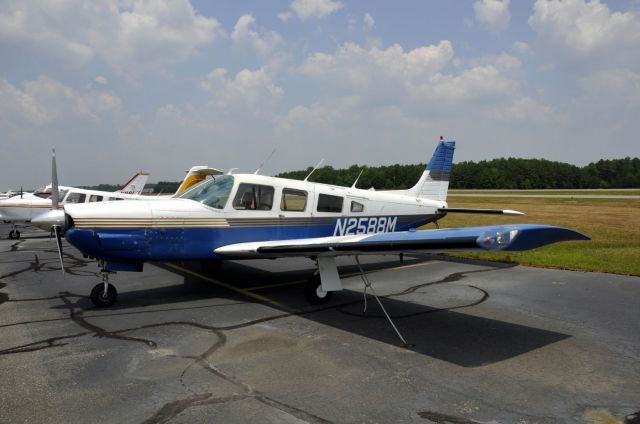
[177,175,234,209]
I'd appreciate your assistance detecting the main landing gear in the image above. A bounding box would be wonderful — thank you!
[90,269,117,307]
[304,272,332,305]
[307,255,411,347]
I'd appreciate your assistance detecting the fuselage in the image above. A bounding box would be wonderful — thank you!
[0,186,149,223]
[65,173,447,271]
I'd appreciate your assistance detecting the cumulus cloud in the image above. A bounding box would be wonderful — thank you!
[231,14,282,56]
[473,0,511,32]
[300,41,455,90]
[0,76,121,126]
[201,68,283,114]
[580,68,640,107]
[299,41,520,104]
[279,0,343,21]
[528,0,640,66]
[491,97,561,124]
[0,0,224,75]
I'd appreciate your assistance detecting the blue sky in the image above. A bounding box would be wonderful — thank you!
[1,0,639,188]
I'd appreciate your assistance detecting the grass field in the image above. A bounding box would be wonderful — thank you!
[430,195,640,276]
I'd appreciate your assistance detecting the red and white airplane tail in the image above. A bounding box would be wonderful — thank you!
[116,172,149,195]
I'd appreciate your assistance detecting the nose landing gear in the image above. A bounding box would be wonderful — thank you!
[90,269,117,307]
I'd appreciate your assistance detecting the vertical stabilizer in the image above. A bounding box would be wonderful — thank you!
[117,172,150,195]
[407,141,455,201]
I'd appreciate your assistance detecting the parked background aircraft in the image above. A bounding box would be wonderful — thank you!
[57,140,589,314]
[0,155,149,239]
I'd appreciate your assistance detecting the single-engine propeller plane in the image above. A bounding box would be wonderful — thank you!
[59,140,589,342]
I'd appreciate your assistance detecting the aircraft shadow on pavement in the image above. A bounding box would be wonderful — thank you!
[98,257,569,368]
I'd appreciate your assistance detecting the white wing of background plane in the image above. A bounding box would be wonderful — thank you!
[214,224,589,259]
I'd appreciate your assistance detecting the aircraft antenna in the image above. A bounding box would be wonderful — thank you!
[227,168,239,175]
[351,168,364,188]
[304,158,325,182]
[254,148,277,175]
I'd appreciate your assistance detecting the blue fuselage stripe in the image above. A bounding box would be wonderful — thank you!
[65,215,436,265]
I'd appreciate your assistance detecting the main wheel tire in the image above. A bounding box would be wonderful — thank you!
[90,283,118,307]
[305,273,332,305]
[8,230,16,240]
[14,230,20,239]
[201,259,223,274]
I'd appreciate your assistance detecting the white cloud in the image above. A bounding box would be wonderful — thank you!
[300,41,455,90]
[580,68,640,107]
[95,76,108,85]
[0,0,224,75]
[231,14,282,56]
[491,97,561,124]
[279,0,343,21]
[299,41,520,104]
[0,76,121,126]
[528,0,640,66]
[364,13,375,31]
[473,0,511,32]
[201,68,283,114]
[512,41,530,55]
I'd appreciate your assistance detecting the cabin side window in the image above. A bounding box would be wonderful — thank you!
[317,194,343,213]
[65,192,86,204]
[280,188,307,212]
[89,195,103,202]
[233,183,275,210]
[350,201,364,212]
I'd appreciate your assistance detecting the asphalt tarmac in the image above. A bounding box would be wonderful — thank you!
[1,223,638,424]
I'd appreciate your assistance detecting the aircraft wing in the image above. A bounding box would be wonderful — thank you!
[214,224,589,258]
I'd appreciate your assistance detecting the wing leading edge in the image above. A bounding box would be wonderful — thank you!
[214,224,590,258]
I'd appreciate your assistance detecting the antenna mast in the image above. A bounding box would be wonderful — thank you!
[351,168,364,188]
[304,159,325,182]
[254,148,277,175]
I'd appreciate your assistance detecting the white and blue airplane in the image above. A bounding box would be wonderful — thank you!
[58,141,589,313]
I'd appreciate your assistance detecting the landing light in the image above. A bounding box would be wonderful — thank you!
[477,228,519,250]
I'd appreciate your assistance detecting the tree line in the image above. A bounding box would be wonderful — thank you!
[276,157,640,190]
[80,157,639,192]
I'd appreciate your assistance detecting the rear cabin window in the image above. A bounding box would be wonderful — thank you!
[317,194,343,213]
[280,188,307,212]
[89,195,103,202]
[233,183,275,210]
[65,192,86,204]
[350,201,364,212]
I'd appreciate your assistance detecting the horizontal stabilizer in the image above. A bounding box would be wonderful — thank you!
[214,224,589,258]
[438,208,525,216]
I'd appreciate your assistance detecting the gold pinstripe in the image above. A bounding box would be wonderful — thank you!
[72,215,432,229]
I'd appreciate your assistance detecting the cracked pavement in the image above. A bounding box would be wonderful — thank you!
[0,223,639,423]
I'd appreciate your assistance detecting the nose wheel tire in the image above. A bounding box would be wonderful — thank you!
[8,230,20,239]
[90,283,118,307]
[305,273,332,305]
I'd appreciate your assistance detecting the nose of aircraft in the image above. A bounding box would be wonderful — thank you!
[31,209,66,231]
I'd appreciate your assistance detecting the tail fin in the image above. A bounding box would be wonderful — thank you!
[117,172,149,195]
[406,141,455,201]
[174,166,224,195]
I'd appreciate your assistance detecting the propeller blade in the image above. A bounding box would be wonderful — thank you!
[51,148,59,210]
[53,225,65,276]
